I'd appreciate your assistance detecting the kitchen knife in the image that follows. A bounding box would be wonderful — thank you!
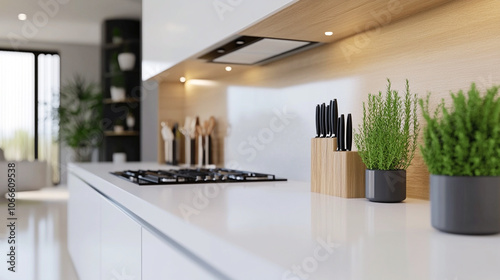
[326,104,330,137]
[329,100,333,137]
[336,117,341,151]
[315,104,320,137]
[346,114,352,151]
[332,99,338,138]
[320,103,326,137]
[340,114,345,151]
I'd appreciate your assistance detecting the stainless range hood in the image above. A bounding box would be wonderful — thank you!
[198,36,319,65]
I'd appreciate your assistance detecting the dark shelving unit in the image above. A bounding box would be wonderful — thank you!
[100,19,141,162]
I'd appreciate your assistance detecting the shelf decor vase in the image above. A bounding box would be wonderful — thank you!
[112,36,122,44]
[114,125,124,133]
[365,169,406,202]
[431,175,500,235]
[118,53,135,71]
[110,86,125,101]
[126,115,135,130]
[113,152,127,163]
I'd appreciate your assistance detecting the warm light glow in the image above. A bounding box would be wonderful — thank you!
[324,31,333,36]
[185,79,219,87]
[18,13,27,21]
[225,66,232,72]
[179,77,186,83]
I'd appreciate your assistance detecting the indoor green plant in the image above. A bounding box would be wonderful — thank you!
[110,72,126,101]
[118,43,136,71]
[110,52,121,73]
[114,118,124,133]
[112,27,122,44]
[354,79,419,202]
[57,75,103,162]
[420,83,500,234]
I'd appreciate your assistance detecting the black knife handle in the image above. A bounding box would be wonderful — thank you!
[326,104,330,137]
[340,114,345,151]
[320,103,325,137]
[329,100,334,137]
[336,117,341,150]
[315,104,320,137]
[333,99,338,138]
[346,114,352,151]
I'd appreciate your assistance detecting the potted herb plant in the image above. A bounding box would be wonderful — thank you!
[114,118,124,133]
[112,27,122,44]
[420,83,500,235]
[110,73,126,101]
[118,43,135,71]
[354,79,419,202]
[56,75,103,162]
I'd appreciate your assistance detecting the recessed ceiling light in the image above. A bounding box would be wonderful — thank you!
[179,77,186,83]
[216,49,225,54]
[324,31,333,36]
[225,66,232,72]
[236,40,245,45]
[18,13,27,21]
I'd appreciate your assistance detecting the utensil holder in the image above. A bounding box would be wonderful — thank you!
[311,138,366,198]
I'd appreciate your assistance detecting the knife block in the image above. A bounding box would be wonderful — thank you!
[311,138,366,198]
[311,138,337,194]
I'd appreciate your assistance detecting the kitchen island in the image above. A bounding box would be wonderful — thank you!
[68,162,500,280]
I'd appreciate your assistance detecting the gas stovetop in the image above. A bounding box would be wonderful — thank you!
[111,168,287,185]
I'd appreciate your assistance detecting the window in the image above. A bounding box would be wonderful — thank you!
[0,49,60,184]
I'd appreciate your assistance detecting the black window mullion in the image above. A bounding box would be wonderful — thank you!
[34,53,39,160]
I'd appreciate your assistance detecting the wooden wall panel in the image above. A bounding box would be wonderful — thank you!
[242,0,453,43]
[157,82,186,163]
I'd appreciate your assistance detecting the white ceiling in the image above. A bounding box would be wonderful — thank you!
[0,0,141,46]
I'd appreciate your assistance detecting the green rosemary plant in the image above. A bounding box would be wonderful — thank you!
[354,79,419,170]
[420,83,500,176]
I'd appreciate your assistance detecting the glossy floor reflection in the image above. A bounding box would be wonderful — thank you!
[0,188,79,280]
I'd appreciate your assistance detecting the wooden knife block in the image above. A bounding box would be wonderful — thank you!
[311,138,366,198]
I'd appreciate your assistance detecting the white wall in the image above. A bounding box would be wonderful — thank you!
[224,78,360,180]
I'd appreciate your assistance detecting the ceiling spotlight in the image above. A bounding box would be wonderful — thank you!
[18,13,27,21]
[235,40,245,45]
[225,66,232,72]
[324,31,333,36]
[216,49,225,54]
[179,77,186,83]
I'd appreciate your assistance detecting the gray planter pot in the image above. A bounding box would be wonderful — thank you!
[365,169,406,202]
[431,175,500,235]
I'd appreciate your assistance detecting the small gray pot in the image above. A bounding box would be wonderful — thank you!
[431,175,500,235]
[365,169,406,202]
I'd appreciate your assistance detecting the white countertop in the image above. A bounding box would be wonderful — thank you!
[68,162,500,280]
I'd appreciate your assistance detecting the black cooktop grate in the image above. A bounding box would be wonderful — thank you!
[111,168,287,185]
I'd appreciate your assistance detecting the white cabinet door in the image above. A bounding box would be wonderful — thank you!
[101,198,142,280]
[142,0,297,80]
[142,228,219,280]
[68,174,101,280]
